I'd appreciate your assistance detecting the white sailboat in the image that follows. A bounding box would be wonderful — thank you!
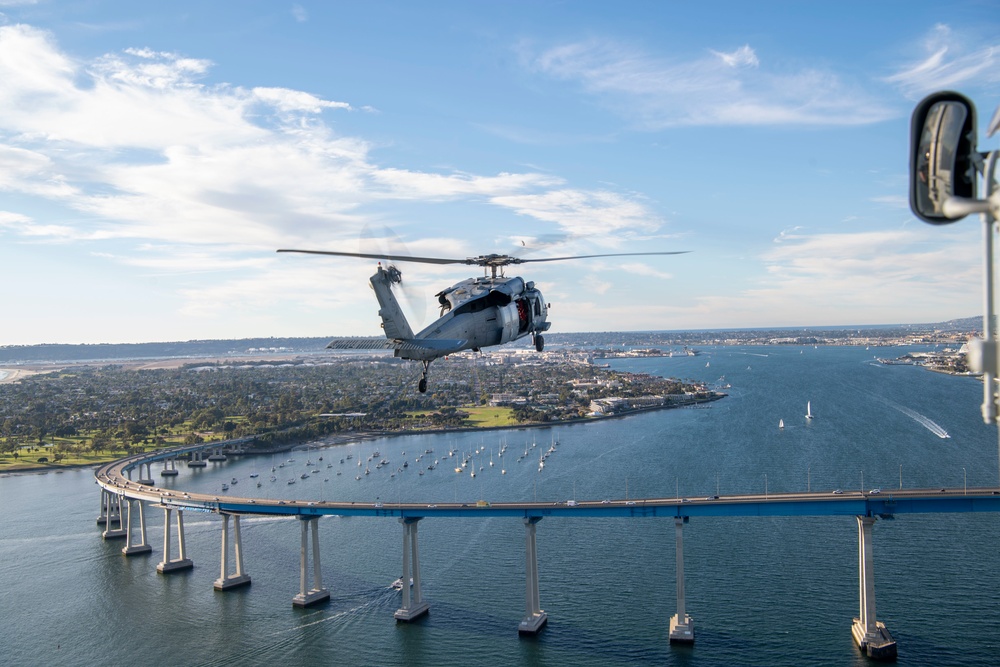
[806,401,814,419]
[779,419,784,429]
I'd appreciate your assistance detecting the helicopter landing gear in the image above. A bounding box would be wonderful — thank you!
[534,334,545,352]
[418,361,430,393]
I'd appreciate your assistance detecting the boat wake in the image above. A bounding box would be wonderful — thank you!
[887,401,951,439]
[193,586,400,667]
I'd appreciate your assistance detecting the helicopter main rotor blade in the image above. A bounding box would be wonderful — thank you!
[510,251,689,264]
[277,249,466,265]
[277,248,689,267]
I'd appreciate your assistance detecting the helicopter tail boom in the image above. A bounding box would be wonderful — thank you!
[370,264,414,340]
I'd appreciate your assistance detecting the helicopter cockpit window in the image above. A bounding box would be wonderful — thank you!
[454,297,487,316]
[534,299,541,316]
[485,290,512,308]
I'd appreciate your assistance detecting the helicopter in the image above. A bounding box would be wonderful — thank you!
[277,248,686,392]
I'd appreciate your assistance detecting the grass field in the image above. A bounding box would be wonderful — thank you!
[459,406,516,428]
[0,408,522,473]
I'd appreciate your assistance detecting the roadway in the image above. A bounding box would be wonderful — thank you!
[95,449,1000,520]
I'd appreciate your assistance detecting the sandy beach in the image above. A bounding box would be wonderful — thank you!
[0,368,43,384]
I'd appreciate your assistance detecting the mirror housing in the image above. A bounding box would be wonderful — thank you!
[909,91,978,224]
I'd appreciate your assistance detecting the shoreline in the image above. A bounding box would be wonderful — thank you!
[1,394,724,476]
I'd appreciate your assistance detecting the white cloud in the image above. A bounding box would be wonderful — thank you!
[525,38,894,128]
[885,24,1000,98]
[0,24,676,342]
[489,188,661,239]
[370,169,562,200]
[688,227,980,327]
[292,4,308,23]
[619,261,673,281]
[0,145,77,197]
[711,45,759,69]
[251,87,353,113]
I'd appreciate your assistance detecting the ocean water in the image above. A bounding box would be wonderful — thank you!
[1,345,999,666]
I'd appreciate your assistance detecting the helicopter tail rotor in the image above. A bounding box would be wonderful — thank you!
[384,263,403,285]
[358,224,427,328]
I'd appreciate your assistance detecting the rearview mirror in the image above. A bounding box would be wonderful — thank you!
[909,91,978,223]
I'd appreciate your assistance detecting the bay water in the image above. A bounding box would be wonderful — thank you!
[2,345,999,666]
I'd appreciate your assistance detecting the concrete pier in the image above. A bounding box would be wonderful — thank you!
[519,517,547,634]
[160,458,179,477]
[187,451,206,468]
[292,517,330,607]
[156,506,193,573]
[121,499,153,555]
[101,493,128,540]
[394,518,429,622]
[97,489,122,527]
[668,517,694,644]
[207,449,227,462]
[137,462,154,486]
[214,513,251,591]
[852,515,896,660]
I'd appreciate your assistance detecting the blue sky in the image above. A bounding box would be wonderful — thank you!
[1,1,999,344]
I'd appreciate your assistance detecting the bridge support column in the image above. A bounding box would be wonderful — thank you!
[160,458,179,477]
[519,517,547,635]
[851,516,896,660]
[188,450,206,468]
[157,506,193,573]
[138,462,153,485]
[293,517,330,607]
[102,493,127,540]
[214,513,251,591]
[394,517,429,621]
[669,517,694,644]
[122,498,152,555]
[97,489,121,526]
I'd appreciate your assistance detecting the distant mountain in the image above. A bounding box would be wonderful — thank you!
[932,316,980,331]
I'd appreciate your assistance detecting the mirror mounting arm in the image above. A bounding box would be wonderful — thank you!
[942,195,995,219]
[972,150,1000,423]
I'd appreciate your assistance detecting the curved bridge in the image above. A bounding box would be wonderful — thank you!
[94,444,1000,655]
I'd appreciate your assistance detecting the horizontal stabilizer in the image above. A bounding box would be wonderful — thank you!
[398,338,467,353]
[326,338,400,351]
[327,337,467,359]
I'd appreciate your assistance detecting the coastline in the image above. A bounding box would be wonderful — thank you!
[1,393,725,476]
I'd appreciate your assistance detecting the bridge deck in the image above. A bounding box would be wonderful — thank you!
[96,450,1000,519]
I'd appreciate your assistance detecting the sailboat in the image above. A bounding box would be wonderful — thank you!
[806,401,814,420]
[779,419,784,429]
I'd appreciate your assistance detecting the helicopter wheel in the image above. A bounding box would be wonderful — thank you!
[535,334,544,352]
[418,360,430,393]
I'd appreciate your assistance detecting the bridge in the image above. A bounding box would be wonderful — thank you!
[94,444,1000,660]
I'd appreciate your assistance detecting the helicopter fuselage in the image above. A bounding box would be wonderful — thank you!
[414,275,549,355]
